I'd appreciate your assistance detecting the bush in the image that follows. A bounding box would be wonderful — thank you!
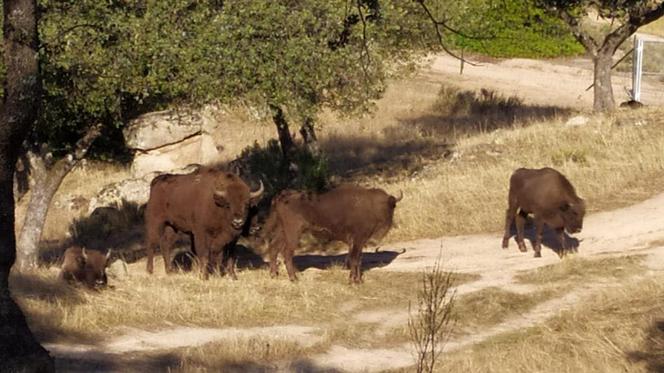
[233,140,330,199]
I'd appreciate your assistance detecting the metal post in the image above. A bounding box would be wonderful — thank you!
[632,36,644,102]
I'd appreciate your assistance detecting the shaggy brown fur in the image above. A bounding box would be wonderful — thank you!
[60,246,111,289]
[263,184,402,284]
[144,167,263,279]
[502,167,585,257]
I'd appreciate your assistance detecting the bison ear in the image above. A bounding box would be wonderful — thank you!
[560,202,570,212]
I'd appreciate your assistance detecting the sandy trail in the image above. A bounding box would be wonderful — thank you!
[47,192,664,372]
[426,48,664,108]
[46,53,664,371]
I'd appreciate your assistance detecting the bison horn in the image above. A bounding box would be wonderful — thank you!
[82,247,88,260]
[250,180,264,199]
[394,190,404,203]
[106,249,112,260]
[214,190,227,199]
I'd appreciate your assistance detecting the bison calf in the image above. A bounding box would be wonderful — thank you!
[263,184,402,284]
[502,167,585,257]
[60,246,112,289]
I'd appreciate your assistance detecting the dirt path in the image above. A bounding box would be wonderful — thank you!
[426,50,664,108]
[47,191,664,372]
[45,52,664,371]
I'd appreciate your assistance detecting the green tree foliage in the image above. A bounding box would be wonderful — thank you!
[37,0,225,158]
[445,0,584,58]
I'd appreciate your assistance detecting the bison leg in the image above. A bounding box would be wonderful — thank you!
[281,221,303,282]
[160,226,177,274]
[268,235,283,278]
[222,240,238,280]
[533,217,544,258]
[348,239,367,284]
[145,219,163,274]
[515,212,528,252]
[502,199,518,249]
[556,227,567,258]
[193,232,210,280]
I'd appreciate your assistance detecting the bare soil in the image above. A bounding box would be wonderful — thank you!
[44,55,664,372]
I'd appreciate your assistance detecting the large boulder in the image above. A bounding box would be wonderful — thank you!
[87,164,200,214]
[124,109,222,178]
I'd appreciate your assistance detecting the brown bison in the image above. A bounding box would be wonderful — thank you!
[502,167,585,257]
[60,246,112,289]
[262,184,402,284]
[145,167,263,279]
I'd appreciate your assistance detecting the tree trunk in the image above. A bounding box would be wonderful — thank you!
[592,50,616,112]
[299,117,321,157]
[1,0,55,370]
[269,104,295,159]
[16,125,101,269]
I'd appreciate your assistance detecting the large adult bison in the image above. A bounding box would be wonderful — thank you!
[262,184,402,284]
[502,167,585,257]
[60,246,112,289]
[145,167,263,279]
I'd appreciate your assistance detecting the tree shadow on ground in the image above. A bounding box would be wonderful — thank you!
[9,272,96,344]
[628,320,664,372]
[55,350,287,372]
[40,201,146,266]
[321,133,454,180]
[293,248,406,272]
[503,218,580,257]
[402,87,571,140]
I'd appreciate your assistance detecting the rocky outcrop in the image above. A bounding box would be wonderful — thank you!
[87,164,200,214]
[123,109,222,178]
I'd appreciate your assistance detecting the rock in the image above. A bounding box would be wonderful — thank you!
[88,164,201,214]
[619,100,644,109]
[565,115,590,127]
[130,133,220,178]
[124,109,223,178]
[123,110,202,151]
[88,177,151,214]
[107,259,129,280]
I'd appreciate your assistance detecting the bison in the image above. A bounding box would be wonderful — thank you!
[60,246,112,289]
[262,184,402,284]
[502,167,585,257]
[145,167,263,279]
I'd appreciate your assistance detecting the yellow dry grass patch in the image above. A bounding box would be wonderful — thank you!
[515,255,647,286]
[442,274,664,373]
[22,73,664,246]
[377,108,664,241]
[11,264,475,345]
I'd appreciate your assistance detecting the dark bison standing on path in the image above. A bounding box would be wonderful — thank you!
[263,184,402,284]
[145,167,263,279]
[502,167,586,257]
[60,246,112,289]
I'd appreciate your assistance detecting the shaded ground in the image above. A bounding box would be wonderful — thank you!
[46,190,664,372]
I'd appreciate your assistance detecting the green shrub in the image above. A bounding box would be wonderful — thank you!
[449,0,584,58]
[234,140,330,199]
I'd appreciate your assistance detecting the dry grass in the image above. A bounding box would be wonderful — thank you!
[441,274,664,373]
[22,73,664,246]
[11,264,476,344]
[515,255,647,286]
[641,18,664,37]
[377,107,664,241]
[453,288,555,334]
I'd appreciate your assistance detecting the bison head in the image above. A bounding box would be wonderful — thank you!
[80,248,112,289]
[213,175,264,230]
[560,199,585,234]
